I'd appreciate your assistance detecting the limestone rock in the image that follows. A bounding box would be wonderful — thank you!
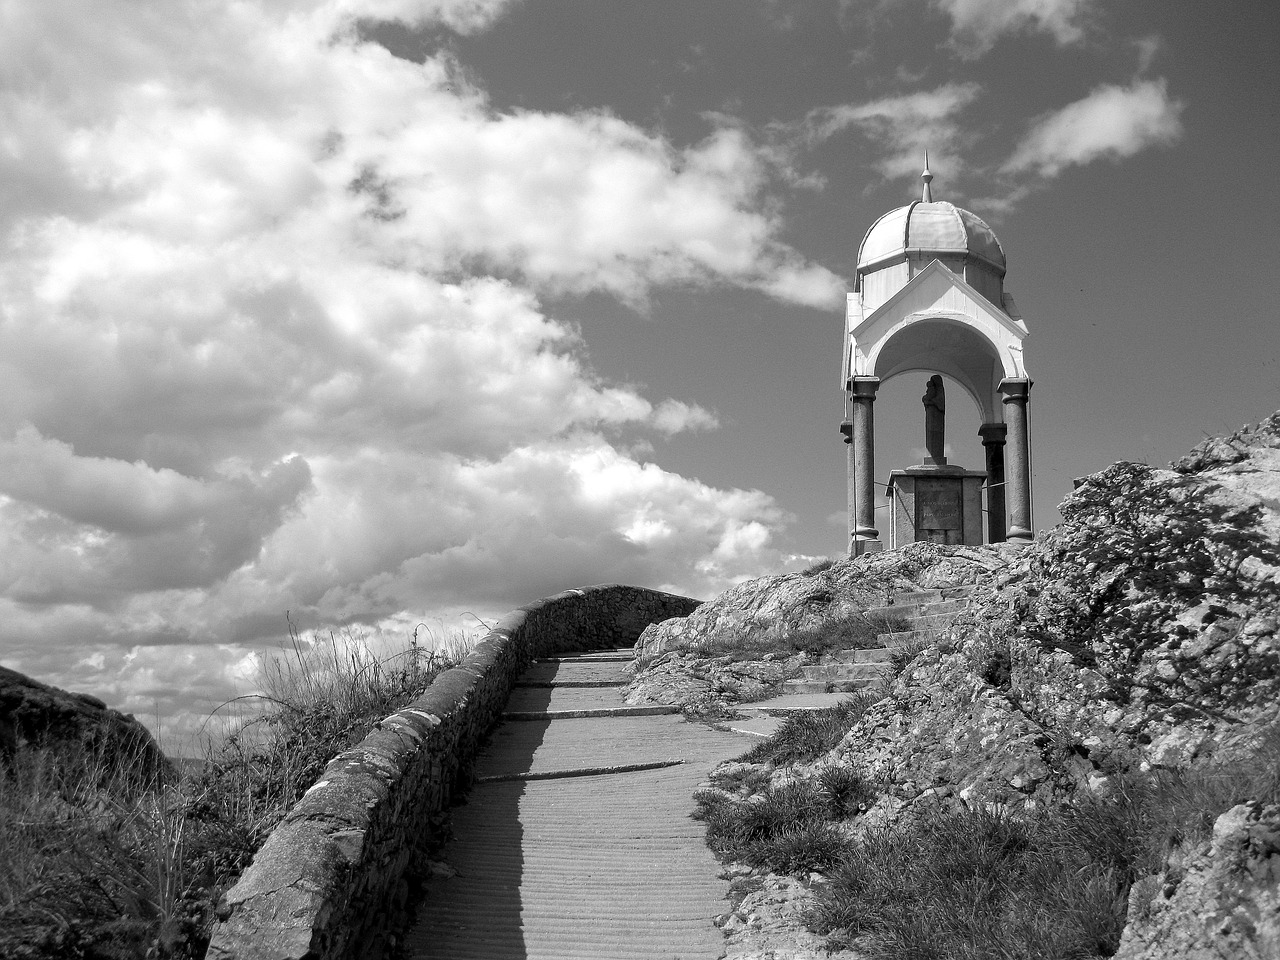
[1115,802,1280,960]
[682,412,1280,954]
[633,541,1011,669]
[0,664,171,778]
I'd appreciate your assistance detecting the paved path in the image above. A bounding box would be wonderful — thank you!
[401,650,754,960]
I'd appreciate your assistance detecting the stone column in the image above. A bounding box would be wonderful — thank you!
[849,377,881,555]
[978,422,1007,543]
[840,419,855,550]
[998,379,1033,545]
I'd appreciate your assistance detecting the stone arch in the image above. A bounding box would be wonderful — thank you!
[866,314,1008,424]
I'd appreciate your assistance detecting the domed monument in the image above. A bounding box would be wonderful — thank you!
[841,161,1033,554]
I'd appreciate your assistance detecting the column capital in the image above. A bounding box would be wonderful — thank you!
[850,376,881,400]
[978,421,1008,446]
[998,377,1032,401]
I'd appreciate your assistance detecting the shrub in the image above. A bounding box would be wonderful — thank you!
[743,696,873,766]
[801,558,836,576]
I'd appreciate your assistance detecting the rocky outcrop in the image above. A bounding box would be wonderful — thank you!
[826,413,1280,816]
[671,412,1280,958]
[0,664,171,779]
[1116,802,1280,960]
[634,544,1010,669]
[627,543,1013,713]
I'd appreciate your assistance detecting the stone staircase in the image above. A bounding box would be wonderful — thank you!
[779,585,979,695]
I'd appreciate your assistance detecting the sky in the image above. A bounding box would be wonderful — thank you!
[1,0,1277,748]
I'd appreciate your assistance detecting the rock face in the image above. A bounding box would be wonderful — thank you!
[0,664,171,778]
[1115,802,1280,960]
[627,543,1013,712]
[634,544,1010,669]
[830,413,1280,816]
[652,411,1280,958]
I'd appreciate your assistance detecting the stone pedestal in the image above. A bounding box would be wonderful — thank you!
[886,465,986,549]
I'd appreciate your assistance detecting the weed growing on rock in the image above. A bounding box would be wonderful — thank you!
[800,558,836,576]
[743,696,873,766]
[887,634,932,677]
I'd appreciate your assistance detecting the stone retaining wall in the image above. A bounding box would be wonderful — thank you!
[205,584,701,960]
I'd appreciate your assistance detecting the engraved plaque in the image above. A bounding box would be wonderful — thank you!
[916,478,962,531]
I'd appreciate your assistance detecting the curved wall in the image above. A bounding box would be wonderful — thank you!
[206,584,700,960]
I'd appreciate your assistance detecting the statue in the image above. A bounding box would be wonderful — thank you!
[922,374,946,465]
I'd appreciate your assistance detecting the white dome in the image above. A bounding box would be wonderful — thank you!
[857,200,1006,277]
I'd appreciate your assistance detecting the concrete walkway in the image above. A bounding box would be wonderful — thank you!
[401,650,754,960]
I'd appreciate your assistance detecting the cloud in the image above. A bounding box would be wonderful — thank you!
[1002,79,1184,178]
[650,400,719,435]
[802,83,982,181]
[931,0,1099,57]
[0,0,832,741]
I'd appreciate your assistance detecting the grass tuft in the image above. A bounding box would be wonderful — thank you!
[743,695,874,766]
[695,779,856,874]
[801,558,836,576]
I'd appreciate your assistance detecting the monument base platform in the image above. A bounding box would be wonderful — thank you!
[887,465,986,549]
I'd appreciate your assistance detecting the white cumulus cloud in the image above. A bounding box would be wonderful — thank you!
[932,0,1099,57]
[0,0,826,743]
[802,83,982,182]
[1003,79,1184,178]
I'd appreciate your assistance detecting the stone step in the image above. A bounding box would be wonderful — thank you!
[883,583,981,604]
[780,677,880,694]
[880,629,937,647]
[902,612,960,633]
[865,598,967,621]
[828,647,892,663]
[886,589,944,605]
[736,693,865,714]
[503,704,678,721]
[800,661,888,681]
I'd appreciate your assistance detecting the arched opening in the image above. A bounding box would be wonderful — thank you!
[869,316,1006,424]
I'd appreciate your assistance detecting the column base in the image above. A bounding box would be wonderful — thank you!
[1005,527,1034,546]
[851,537,883,556]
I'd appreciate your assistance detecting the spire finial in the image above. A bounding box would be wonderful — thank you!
[921,150,934,202]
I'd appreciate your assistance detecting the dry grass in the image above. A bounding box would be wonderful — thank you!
[0,623,470,959]
[741,695,875,766]
[807,736,1280,960]
[694,778,861,874]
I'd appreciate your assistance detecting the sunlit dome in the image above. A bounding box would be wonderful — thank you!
[856,200,1005,275]
[853,163,1008,311]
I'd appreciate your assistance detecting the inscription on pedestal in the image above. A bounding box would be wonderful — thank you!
[916,478,962,531]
